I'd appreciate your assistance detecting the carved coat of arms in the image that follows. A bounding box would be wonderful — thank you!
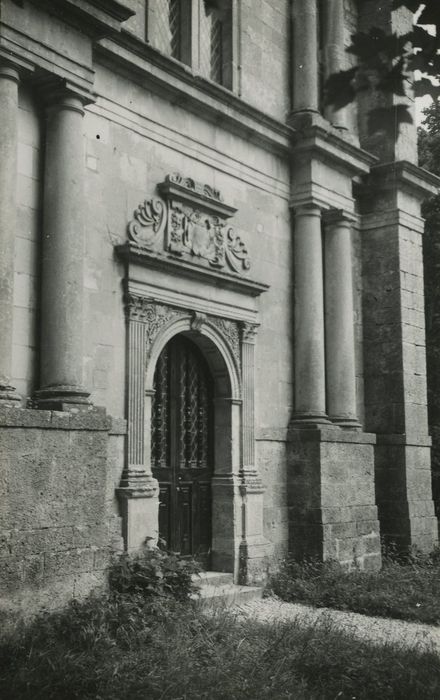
[126,173,251,274]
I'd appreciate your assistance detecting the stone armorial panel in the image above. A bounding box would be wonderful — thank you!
[116,173,266,298]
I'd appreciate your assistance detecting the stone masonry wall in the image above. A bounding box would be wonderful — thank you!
[0,407,124,622]
[84,58,292,557]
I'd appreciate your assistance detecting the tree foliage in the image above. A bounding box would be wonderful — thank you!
[325,0,440,132]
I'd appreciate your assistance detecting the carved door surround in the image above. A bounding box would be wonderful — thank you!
[116,174,270,583]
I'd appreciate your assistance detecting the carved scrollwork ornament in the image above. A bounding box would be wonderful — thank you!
[226,228,251,272]
[125,295,187,356]
[128,198,166,248]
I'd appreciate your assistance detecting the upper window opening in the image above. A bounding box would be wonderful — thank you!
[149,0,189,63]
[147,0,234,89]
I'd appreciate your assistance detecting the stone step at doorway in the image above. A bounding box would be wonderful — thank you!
[192,571,264,607]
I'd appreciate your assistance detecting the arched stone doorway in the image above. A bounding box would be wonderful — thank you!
[118,295,269,583]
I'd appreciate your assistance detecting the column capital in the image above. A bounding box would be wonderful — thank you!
[34,76,95,113]
[0,64,20,84]
[322,209,357,228]
[240,322,258,344]
[0,52,34,80]
[292,200,323,217]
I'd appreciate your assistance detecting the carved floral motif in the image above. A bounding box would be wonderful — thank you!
[209,317,241,368]
[126,296,242,370]
[125,295,186,356]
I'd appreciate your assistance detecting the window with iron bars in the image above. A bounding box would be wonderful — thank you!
[147,0,234,89]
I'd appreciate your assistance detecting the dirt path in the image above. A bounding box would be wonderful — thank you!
[235,597,440,653]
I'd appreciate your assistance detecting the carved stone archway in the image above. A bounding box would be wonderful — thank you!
[117,294,270,583]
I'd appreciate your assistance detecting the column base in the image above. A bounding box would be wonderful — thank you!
[33,384,91,411]
[0,384,21,407]
[290,411,332,427]
[117,466,159,551]
[330,415,362,429]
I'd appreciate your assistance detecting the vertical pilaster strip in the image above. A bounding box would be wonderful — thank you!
[292,203,329,423]
[128,318,146,470]
[0,64,21,405]
[323,209,360,426]
[117,294,159,551]
[238,322,269,584]
[291,0,319,113]
[241,323,257,469]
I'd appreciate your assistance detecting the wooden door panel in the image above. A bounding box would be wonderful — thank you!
[158,484,171,548]
[177,484,192,556]
[151,335,213,562]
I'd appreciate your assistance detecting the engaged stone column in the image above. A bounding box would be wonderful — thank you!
[35,90,90,409]
[0,64,21,405]
[323,0,347,128]
[292,0,319,113]
[323,210,360,427]
[293,203,328,423]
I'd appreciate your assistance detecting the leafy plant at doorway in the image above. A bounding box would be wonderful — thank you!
[109,543,201,602]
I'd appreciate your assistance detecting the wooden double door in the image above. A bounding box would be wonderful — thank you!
[151,335,214,565]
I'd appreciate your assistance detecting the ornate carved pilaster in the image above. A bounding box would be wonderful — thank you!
[117,294,159,550]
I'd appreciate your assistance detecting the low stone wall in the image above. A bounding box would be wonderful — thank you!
[0,407,125,622]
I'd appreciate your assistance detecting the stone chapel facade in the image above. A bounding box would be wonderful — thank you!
[1,0,439,617]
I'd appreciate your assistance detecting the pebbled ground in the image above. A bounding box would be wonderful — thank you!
[232,596,440,653]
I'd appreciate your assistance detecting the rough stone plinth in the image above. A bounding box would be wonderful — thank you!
[287,426,381,570]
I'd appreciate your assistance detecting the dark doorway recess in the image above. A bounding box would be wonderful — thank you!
[151,334,214,566]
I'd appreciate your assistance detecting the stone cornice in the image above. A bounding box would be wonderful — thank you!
[27,0,134,38]
[292,124,378,176]
[157,173,237,220]
[96,31,295,157]
[369,161,440,200]
[116,243,269,298]
[0,19,95,93]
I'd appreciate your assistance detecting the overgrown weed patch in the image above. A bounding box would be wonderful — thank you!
[1,592,440,699]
